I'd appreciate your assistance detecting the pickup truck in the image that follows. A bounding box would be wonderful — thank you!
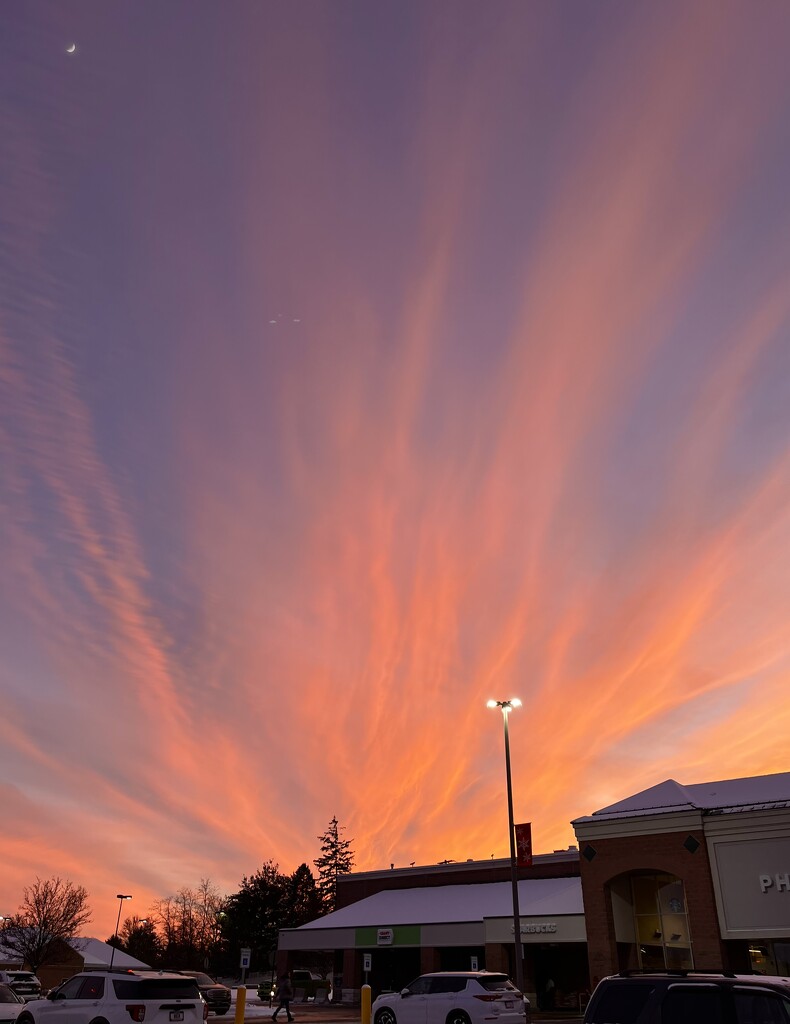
[258,971,327,1001]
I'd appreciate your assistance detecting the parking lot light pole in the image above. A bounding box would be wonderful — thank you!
[109,894,132,969]
[487,699,525,997]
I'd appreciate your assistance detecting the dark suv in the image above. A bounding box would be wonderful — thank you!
[174,974,231,1016]
[584,970,790,1023]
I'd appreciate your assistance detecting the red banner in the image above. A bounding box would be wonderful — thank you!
[515,822,532,867]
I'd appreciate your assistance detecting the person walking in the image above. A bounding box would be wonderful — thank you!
[271,972,294,1023]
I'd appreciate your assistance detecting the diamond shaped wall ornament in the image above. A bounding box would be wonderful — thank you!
[582,844,597,862]
[683,835,700,853]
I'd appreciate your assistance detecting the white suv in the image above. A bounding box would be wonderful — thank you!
[0,976,42,1003]
[16,971,208,1024]
[372,972,526,1024]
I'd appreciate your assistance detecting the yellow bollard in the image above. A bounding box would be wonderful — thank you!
[361,984,371,1024]
[234,985,246,1024]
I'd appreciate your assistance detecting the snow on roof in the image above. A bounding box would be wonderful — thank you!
[294,876,583,930]
[69,938,150,969]
[0,937,150,971]
[574,771,790,823]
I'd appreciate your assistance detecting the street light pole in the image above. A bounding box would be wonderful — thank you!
[109,895,132,970]
[487,699,525,996]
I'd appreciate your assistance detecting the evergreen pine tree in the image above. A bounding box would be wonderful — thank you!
[314,816,355,911]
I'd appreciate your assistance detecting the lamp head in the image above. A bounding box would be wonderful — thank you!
[116,894,132,900]
[487,698,522,712]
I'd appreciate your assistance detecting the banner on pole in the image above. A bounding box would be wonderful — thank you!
[515,822,532,867]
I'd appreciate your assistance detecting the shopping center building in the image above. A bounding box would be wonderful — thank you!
[572,771,790,984]
[276,771,790,1008]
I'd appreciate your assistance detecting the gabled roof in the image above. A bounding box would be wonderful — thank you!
[68,938,150,969]
[573,771,790,823]
[0,936,149,971]
[292,876,583,930]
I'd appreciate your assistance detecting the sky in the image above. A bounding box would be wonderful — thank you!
[2,0,790,939]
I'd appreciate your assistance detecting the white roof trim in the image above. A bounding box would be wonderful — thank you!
[573,772,790,824]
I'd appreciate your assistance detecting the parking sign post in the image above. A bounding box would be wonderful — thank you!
[240,947,251,984]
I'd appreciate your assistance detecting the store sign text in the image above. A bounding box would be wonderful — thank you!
[510,922,558,934]
[759,873,790,894]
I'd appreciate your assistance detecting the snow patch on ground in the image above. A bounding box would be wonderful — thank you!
[229,991,276,1018]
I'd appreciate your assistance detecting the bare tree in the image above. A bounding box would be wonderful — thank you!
[0,877,91,973]
[152,879,224,968]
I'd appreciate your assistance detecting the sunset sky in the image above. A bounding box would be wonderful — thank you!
[2,1,790,938]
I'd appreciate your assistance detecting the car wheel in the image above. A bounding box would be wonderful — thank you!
[446,1011,471,1024]
[375,1009,397,1024]
[89,1017,111,1024]
[17,1014,35,1024]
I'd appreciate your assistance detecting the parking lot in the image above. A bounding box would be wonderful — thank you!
[229,992,581,1024]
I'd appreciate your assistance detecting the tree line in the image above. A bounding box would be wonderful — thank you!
[0,817,354,976]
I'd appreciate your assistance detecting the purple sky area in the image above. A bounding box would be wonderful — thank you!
[2,1,790,936]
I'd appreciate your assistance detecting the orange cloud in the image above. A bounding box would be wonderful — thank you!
[2,3,790,936]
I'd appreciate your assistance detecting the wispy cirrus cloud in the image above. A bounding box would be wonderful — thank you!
[1,2,789,933]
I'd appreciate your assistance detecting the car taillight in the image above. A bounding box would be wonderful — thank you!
[474,995,501,1002]
[203,1003,209,1020]
[126,1005,146,1022]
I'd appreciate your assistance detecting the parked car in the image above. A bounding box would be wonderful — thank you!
[257,978,276,1002]
[16,970,208,1024]
[372,971,526,1024]
[0,984,25,1024]
[584,970,790,1024]
[258,970,326,1002]
[0,976,42,1003]
[291,971,323,986]
[173,974,231,1016]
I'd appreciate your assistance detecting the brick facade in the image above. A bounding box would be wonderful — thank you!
[579,829,731,983]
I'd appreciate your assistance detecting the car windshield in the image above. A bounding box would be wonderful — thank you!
[478,977,518,992]
[190,975,215,987]
[0,987,22,1004]
[113,980,200,1000]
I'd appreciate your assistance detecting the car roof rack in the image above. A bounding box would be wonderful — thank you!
[617,969,738,979]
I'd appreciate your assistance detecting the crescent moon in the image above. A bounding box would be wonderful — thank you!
[67,43,76,53]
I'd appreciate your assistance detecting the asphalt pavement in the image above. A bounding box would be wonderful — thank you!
[233,1007,581,1024]
[230,994,582,1024]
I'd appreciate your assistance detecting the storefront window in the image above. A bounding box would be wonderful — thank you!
[775,943,790,977]
[750,942,790,977]
[749,945,775,974]
[630,874,693,970]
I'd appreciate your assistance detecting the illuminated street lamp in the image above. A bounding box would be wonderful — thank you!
[109,895,132,969]
[487,699,525,996]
